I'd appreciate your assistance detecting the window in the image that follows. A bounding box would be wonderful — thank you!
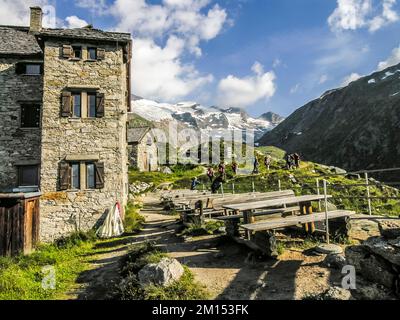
[25,64,41,75]
[86,163,95,189]
[16,63,42,75]
[21,104,40,128]
[88,47,97,60]
[87,93,96,118]
[18,165,39,186]
[72,46,82,59]
[71,163,80,189]
[59,161,104,191]
[72,93,81,117]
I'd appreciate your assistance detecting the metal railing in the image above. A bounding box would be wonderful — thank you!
[200,167,400,217]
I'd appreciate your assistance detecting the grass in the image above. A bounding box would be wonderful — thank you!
[129,164,206,188]
[180,220,224,237]
[0,231,98,300]
[124,202,145,233]
[115,242,209,300]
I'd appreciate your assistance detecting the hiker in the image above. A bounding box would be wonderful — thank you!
[218,162,226,181]
[253,157,260,174]
[211,176,224,194]
[293,153,300,169]
[264,154,272,171]
[232,161,238,175]
[190,177,201,190]
[286,153,293,170]
[206,167,215,182]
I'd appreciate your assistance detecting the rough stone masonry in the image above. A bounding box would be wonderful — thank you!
[0,6,132,241]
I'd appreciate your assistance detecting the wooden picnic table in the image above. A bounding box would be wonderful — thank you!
[222,194,332,235]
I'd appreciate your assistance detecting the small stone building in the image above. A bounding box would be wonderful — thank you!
[0,7,132,242]
[128,127,158,172]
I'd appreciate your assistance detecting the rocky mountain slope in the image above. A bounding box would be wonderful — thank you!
[258,63,400,176]
[130,97,284,140]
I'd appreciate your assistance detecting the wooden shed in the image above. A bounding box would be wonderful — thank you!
[0,191,41,256]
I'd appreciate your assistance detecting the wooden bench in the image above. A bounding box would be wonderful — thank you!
[240,210,355,257]
[180,190,298,226]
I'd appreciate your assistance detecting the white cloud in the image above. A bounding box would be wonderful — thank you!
[328,0,399,32]
[341,72,362,86]
[107,0,229,101]
[319,74,328,84]
[132,37,213,101]
[0,0,50,26]
[290,84,300,94]
[217,62,276,108]
[65,16,88,28]
[377,45,400,70]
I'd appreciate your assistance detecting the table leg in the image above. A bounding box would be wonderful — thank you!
[300,203,309,233]
[243,210,254,240]
[307,203,316,234]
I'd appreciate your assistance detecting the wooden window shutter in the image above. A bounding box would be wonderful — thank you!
[95,162,105,189]
[59,162,71,191]
[61,91,72,117]
[96,92,105,118]
[97,48,106,60]
[15,63,25,74]
[62,45,72,58]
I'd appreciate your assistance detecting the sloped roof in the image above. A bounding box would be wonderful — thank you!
[39,27,131,43]
[0,26,42,56]
[128,127,151,143]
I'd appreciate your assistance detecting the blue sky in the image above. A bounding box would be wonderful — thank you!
[2,0,400,117]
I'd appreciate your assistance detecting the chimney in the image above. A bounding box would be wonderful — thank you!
[29,7,43,32]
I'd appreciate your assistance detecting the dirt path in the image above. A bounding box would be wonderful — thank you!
[68,193,343,300]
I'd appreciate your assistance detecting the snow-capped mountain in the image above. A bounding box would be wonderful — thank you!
[130,97,284,140]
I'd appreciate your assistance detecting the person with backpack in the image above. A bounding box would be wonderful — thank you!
[232,161,238,175]
[253,157,260,174]
[293,153,300,169]
[191,177,201,190]
[264,154,272,171]
[207,167,215,182]
[286,153,293,170]
[211,175,224,194]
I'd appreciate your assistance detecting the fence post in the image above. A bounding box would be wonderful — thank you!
[323,179,330,244]
[316,178,322,211]
[364,172,372,216]
[221,183,224,198]
[252,180,255,194]
[278,179,281,191]
[232,182,235,194]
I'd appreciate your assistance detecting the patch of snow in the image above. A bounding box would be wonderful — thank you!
[368,79,376,84]
[382,70,400,80]
[390,92,399,97]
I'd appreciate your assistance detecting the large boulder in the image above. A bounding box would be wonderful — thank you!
[359,253,396,289]
[378,220,400,240]
[323,253,346,269]
[138,258,184,288]
[345,245,369,272]
[363,236,400,267]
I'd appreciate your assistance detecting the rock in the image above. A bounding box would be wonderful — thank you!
[346,173,361,180]
[288,174,297,184]
[378,220,400,239]
[315,244,343,255]
[323,253,346,269]
[349,217,381,241]
[138,258,184,287]
[363,236,400,266]
[345,245,369,272]
[323,286,352,300]
[330,166,347,175]
[162,167,173,174]
[352,278,397,300]
[359,253,396,289]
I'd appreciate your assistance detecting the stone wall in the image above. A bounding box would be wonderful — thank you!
[129,132,158,172]
[39,39,129,241]
[0,58,42,189]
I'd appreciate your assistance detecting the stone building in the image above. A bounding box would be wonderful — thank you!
[128,127,158,172]
[0,7,132,241]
